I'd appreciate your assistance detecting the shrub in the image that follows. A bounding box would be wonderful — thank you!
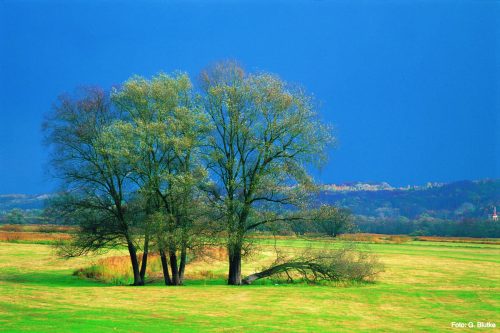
[243,244,384,284]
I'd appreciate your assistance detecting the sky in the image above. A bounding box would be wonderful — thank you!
[0,0,498,194]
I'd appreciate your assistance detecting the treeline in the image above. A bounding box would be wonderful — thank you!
[256,213,499,238]
[42,61,379,287]
[3,206,497,238]
[354,216,500,238]
[0,209,47,225]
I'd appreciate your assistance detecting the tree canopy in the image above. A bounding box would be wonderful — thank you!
[44,62,346,287]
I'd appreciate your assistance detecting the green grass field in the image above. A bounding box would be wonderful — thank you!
[0,238,498,332]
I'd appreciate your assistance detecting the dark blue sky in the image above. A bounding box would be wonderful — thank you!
[0,0,498,194]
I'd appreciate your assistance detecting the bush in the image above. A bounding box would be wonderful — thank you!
[243,244,384,284]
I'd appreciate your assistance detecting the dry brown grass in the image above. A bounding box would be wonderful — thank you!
[415,235,500,244]
[249,234,300,240]
[253,233,500,245]
[1,225,497,245]
[193,246,228,262]
[0,224,76,233]
[0,224,24,232]
[338,233,412,244]
[0,231,72,242]
[74,246,231,284]
[75,254,164,283]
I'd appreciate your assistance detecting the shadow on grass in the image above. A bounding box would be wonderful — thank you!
[0,269,377,289]
[0,269,111,287]
[173,278,375,288]
[0,269,228,288]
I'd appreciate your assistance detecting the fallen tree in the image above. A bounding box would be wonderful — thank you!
[242,246,384,285]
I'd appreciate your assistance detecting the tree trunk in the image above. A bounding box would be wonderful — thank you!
[159,249,172,285]
[127,241,144,286]
[179,245,187,284]
[169,250,181,285]
[228,244,242,285]
[242,263,295,284]
[139,235,149,282]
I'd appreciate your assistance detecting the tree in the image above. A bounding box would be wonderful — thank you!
[110,72,209,285]
[4,209,26,224]
[201,61,333,285]
[242,245,383,284]
[314,205,355,237]
[43,87,148,286]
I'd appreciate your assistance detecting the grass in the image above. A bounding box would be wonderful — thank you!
[0,236,499,332]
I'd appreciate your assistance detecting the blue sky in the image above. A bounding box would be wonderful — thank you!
[0,0,498,194]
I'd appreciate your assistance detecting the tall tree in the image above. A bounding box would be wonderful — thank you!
[201,62,333,285]
[111,72,209,285]
[43,87,147,286]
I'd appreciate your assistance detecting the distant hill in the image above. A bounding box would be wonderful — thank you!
[1,179,498,222]
[0,194,52,211]
[318,179,499,221]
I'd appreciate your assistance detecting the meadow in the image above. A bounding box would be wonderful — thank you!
[0,228,498,332]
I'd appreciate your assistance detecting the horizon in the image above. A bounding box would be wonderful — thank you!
[1,1,498,194]
[1,178,497,196]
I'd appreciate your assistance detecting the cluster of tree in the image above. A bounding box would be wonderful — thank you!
[355,216,500,238]
[44,61,357,286]
[0,208,46,224]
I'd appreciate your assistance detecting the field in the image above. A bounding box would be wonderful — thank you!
[0,230,498,332]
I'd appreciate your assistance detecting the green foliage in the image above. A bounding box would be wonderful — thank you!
[356,216,500,238]
[201,61,334,283]
[109,72,213,284]
[311,205,355,237]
